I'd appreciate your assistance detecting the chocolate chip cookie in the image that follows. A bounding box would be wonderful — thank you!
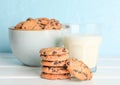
[15,21,24,29]
[66,58,92,80]
[42,66,69,74]
[22,19,42,30]
[41,54,69,61]
[41,72,70,80]
[40,47,69,56]
[40,47,70,80]
[41,60,66,67]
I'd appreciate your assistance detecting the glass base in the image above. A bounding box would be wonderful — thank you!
[91,66,97,72]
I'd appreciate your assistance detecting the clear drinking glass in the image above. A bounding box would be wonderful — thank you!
[62,23,103,72]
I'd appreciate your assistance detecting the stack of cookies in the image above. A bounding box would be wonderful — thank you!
[40,47,70,80]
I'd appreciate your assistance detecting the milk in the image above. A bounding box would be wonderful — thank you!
[63,35,102,69]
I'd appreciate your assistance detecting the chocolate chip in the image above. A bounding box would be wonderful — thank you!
[41,24,45,29]
[43,55,46,57]
[63,65,67,69]
[58,55,61,57]
[62,48,66,52]
[48,67,51,70]
[83,73,88,78]
[52,69,58,72]
[66,61,70,65]
[42,27,45,29]
[50,21,54,24]
[58,61,61,63]
[26,18,33,21]
[64,74,69,76]
[63,64,66,67]
[42,72,46,74]
[38,19,41,22]
[43,66,47,67]
[73,69,78,72]
[53,27,56,29]
[54,61,59,65]
[64,74,67,76]
[43,52,46,55]
[41,24,45,26]
[52,51,57,55]
[56,23,58,25]
[78,71,81,74]
[47,61,52,62]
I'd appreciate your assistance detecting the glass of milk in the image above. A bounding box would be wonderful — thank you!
[62,24,103,72]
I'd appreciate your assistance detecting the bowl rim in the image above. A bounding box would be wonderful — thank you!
[8,26,62,32]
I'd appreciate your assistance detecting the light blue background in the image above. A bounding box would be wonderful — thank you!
[0,0,120,56]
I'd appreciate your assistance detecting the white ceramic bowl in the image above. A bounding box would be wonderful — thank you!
[9,28,62,66]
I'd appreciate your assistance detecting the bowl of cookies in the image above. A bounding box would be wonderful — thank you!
[9,18,63,66]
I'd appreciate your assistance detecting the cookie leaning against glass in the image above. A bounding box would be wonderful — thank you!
[40,47,70,80]
[66,58,93,80]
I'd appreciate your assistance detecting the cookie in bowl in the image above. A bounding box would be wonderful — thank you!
[14,17,62,30]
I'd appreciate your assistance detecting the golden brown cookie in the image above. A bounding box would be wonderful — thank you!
[22,19,42,30]
[37,18,50,25]
[56,23,62,30]
[42,66,69,74]
[48,19,62,30]
[41,72,70,80]
[15,21,24,29]
[41,60,66,67]
[66,58,92,80]
[14,17,62,30]
[40,47,69,56]
[26,18,35,21]
[41,54,69,61]
[50,19,59,26]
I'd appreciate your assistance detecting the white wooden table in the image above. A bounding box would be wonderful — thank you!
[0,53,120,85]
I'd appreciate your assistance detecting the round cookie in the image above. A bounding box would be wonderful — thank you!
[37,18,50,25]
[56,23,62,30]
[41,54,69,61]
[22,19,42,30]
[42,66,69,74]
[47,19,62,30]
[15,21,24,29]
[41,72,70,80]
[36,18,50,30]
[66,58,92,80]
[48,24,61,30]
[41,60,66,67]
[40,47,69,56]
